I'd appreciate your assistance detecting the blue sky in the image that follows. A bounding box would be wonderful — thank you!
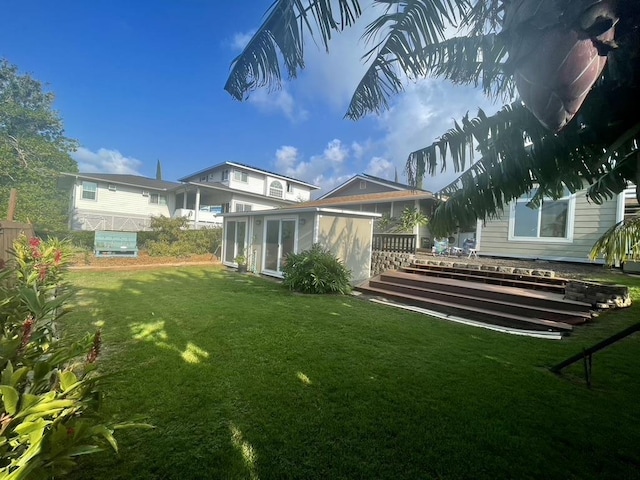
[1,1,499,194]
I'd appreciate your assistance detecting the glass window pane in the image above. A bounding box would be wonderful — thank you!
[225,222,236,263]
[513,202,538,237]
[269,181,283,198]
[265,220,279,271]
[281,220,296,261]
[82,181,97,200]
[236,222,246,256]
[540,200,568,238]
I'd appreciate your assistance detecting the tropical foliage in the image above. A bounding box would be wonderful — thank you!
[225,1,640,265]
[282,244,351,294]
[144,216,222,257]
[0,60,78,231]
[0,236,133,479]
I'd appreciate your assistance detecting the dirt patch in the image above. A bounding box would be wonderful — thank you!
[69,252,221,272]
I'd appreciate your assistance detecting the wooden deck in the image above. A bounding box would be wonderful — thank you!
[356,264,593,334]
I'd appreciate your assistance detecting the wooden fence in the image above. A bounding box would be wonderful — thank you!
[0,221,35,262]
[372,233,416,254]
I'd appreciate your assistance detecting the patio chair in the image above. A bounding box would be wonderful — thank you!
[432,239,449,256]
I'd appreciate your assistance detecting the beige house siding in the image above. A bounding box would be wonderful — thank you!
[317,214,373,283]
[480,192,617,262]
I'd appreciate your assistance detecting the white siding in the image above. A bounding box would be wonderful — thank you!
[71,179,174,231]
[480,191,617,262]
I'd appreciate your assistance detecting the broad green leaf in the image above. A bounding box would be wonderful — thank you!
[1,385,20,415]
[59,371,78,392]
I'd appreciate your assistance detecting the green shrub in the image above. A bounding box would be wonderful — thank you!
[145,216,222,257]
[0,235,147,478]
[282,244,351,294]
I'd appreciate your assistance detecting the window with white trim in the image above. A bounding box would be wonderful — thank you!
[510,188,574,241]
[150,193,167,206]
[235,203,252,212]
[108,183,117,192]
[233,170,248,182]
[286,183,293,193]
[269,180,284,198]
[81,181,97,200]
[222,169,229,181]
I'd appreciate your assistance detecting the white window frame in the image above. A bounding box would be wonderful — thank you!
[508,189,576,243]
[235,203,253,212]
[149,193,167,206]
[286,183,293,193]
[222,169,229,181]
[142,190,150,197]
[269,180,284,198]
[233,170,248,183]
[81,181,97,201]
[108,183,117,192]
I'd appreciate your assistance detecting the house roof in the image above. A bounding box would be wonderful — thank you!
[178,161,320,189]
[294,189,435,208]
[318,173,430,199]
[60,173,181,191]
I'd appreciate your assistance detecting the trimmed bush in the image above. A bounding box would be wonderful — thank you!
[145,216,222,257]
[282,244,351,294]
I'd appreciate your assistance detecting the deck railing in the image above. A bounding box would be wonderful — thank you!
[372,233,416,253]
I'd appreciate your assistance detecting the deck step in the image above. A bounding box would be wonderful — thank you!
[368,278,589,325]
[403,265,566,293]
[379,271,591,316]
[356,283,574,332]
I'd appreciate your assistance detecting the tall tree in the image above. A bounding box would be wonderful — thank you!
[225,0,640,264]
[0,59,78,231]
[156,159,163,180]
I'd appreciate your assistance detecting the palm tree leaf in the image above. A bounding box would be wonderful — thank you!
[225,0,363,101]
[346,0,471,119]
[590,215,640,265]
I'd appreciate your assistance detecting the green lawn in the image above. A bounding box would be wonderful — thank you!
[61,266,640,480]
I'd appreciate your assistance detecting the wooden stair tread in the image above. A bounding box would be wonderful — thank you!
[383,271,591,308]
[369,277,591,321]
[357,285,574,332]
[403,266,566,292]
[409,263,567,285]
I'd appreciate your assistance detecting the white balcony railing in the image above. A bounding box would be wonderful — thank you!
[173,208,223,227]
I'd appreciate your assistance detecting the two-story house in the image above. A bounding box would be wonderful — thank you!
[60,162,319,231]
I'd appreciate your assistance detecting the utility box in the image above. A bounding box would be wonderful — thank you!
[94,231,138,258]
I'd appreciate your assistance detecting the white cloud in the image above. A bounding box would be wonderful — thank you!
[373,79,500,190]
[271,139,359,196]
[72,147,143,175]
[351,141,366,160]
[275,145,299,171]
[230,30,255,51]
[248,88,308,122]
[365,156,395,179]
[322,139,348,165]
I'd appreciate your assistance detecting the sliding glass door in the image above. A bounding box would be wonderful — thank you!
[224,219,247,263]
[264,218,296,274]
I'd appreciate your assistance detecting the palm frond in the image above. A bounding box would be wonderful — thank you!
[225,0,363,101]
[590,215,640,265]
[421,100,639,236]
[406,101,531,188]
[346,0,471,119]
[460,0,503,36]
